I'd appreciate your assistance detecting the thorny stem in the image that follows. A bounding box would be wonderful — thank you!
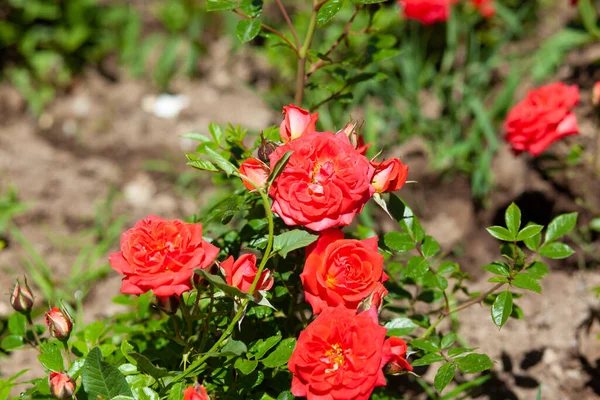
[307,7,360,77]
[179,298,194,338]
[171,315,182,342]
[199,288,215,353]
[310,82,349,112]
[233,9,298,55]
[274,0,300,47]
[419,283,506,340]
[416,246,450,313]
[174,174,276,382]
[62,340,72,368]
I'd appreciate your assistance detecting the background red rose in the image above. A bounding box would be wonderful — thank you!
[504,82,579,156]
[398,0,454,24]
[301,229,387,314]
[183,385,209,400]
[220,253,273,293]
[269,132,375,231]
[288,306,388,400]
[109,215,219,297]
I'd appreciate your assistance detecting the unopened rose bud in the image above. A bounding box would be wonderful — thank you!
[383,337,413,375]
[258,137,278,163]
[154,295,179,315]
[10,278,34,314]
[279,104,319,142]
[239,158,269,191]
[49,372,76,399]
[593,82,600,106]
[371,158,409,193]
[337,122,359,147]
[45,306,73,340]
[356,284,388,315]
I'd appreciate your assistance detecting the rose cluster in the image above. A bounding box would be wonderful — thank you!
[108,105,412,399]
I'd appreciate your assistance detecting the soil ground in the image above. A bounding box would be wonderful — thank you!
[1,17,600,400]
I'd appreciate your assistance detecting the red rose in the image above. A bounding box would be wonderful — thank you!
[371,158,409,193]
[280,104,319,143]
[398,0,455,25]
[49,372,76,399]
[183,385,209,400]
[383,337,413,374]
[301,229,388,314]
[472,0,495,17]
[220,253,273,293]
[504,83,579,156]
[45,306,73,340]
[269,132,375,231]
[109,215,219,297]
[239,158,269,191]
[288,306,389,400]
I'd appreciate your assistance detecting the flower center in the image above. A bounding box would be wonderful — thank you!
[320,343,346,373]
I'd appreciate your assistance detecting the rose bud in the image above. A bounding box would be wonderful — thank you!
[154,295,179,315]
[279,104,318,143]
[257,136,278,164]
[383,337,413,375]
[371,158,409,193]
[183,384,210,400]
[10,278,35,314]
[45,306,73,340]
[593,82,600,106]
[356,283,389,315]
[239,158,269,191]
[220,253,273,293]
[49,372,76,399]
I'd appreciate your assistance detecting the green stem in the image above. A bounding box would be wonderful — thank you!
[174,176,276,382]
[26,313,43,348]
[198,288,215,353]
[419,282,506,340]
[294,4,319,106]
[62,340,72,368]
[179,297,194,337]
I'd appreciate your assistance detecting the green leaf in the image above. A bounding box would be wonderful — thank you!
[538,242,574,259]
[129,353,170,378]
[456,354,493,374]
[236,19,262,43]
[273,230,318,258]
[385,318,417,336]
[407,256,430,278]
[8,313,27,336]
[491,291,513,329]
[317,0,344,27]
[234,358,258,375]
[181,133,211,143]
[1,335,24,350]
[384,232,415,252]
[524,230,542,251]
[389,194,425,242]
[486,226,514,241]
[222,339,248,356]
[545,213,578,243]
[84,321,105,345]
[411,353,446,367]
[505,203,521,236]
[195,269,253,300]
[249,335,282,360]
[208,122,223,144]
[434,363,456,392]
[240,0,264,18]
[167,382,185,400]
[447,347,475,357]
[186,158,219,172]
[488,276,509,283]
[277,392,294,400]
[590,218,600,232]
[578,0,600,36]
[204,147,238,176]
[206,0,237,11]
[68,359,85,380]
[512,274,542,293]
[410,339,439,353]
[261,338,296,368]
[422,236,440,258]
[82,347,132,398]
[350,0,386,3]
[517,224,544,241]
[438,262,458,275]
[441,333,457,349]
[526,261,549,278]
[481,262,510,277]
[38,342,64,372]
[268,151,293,185]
